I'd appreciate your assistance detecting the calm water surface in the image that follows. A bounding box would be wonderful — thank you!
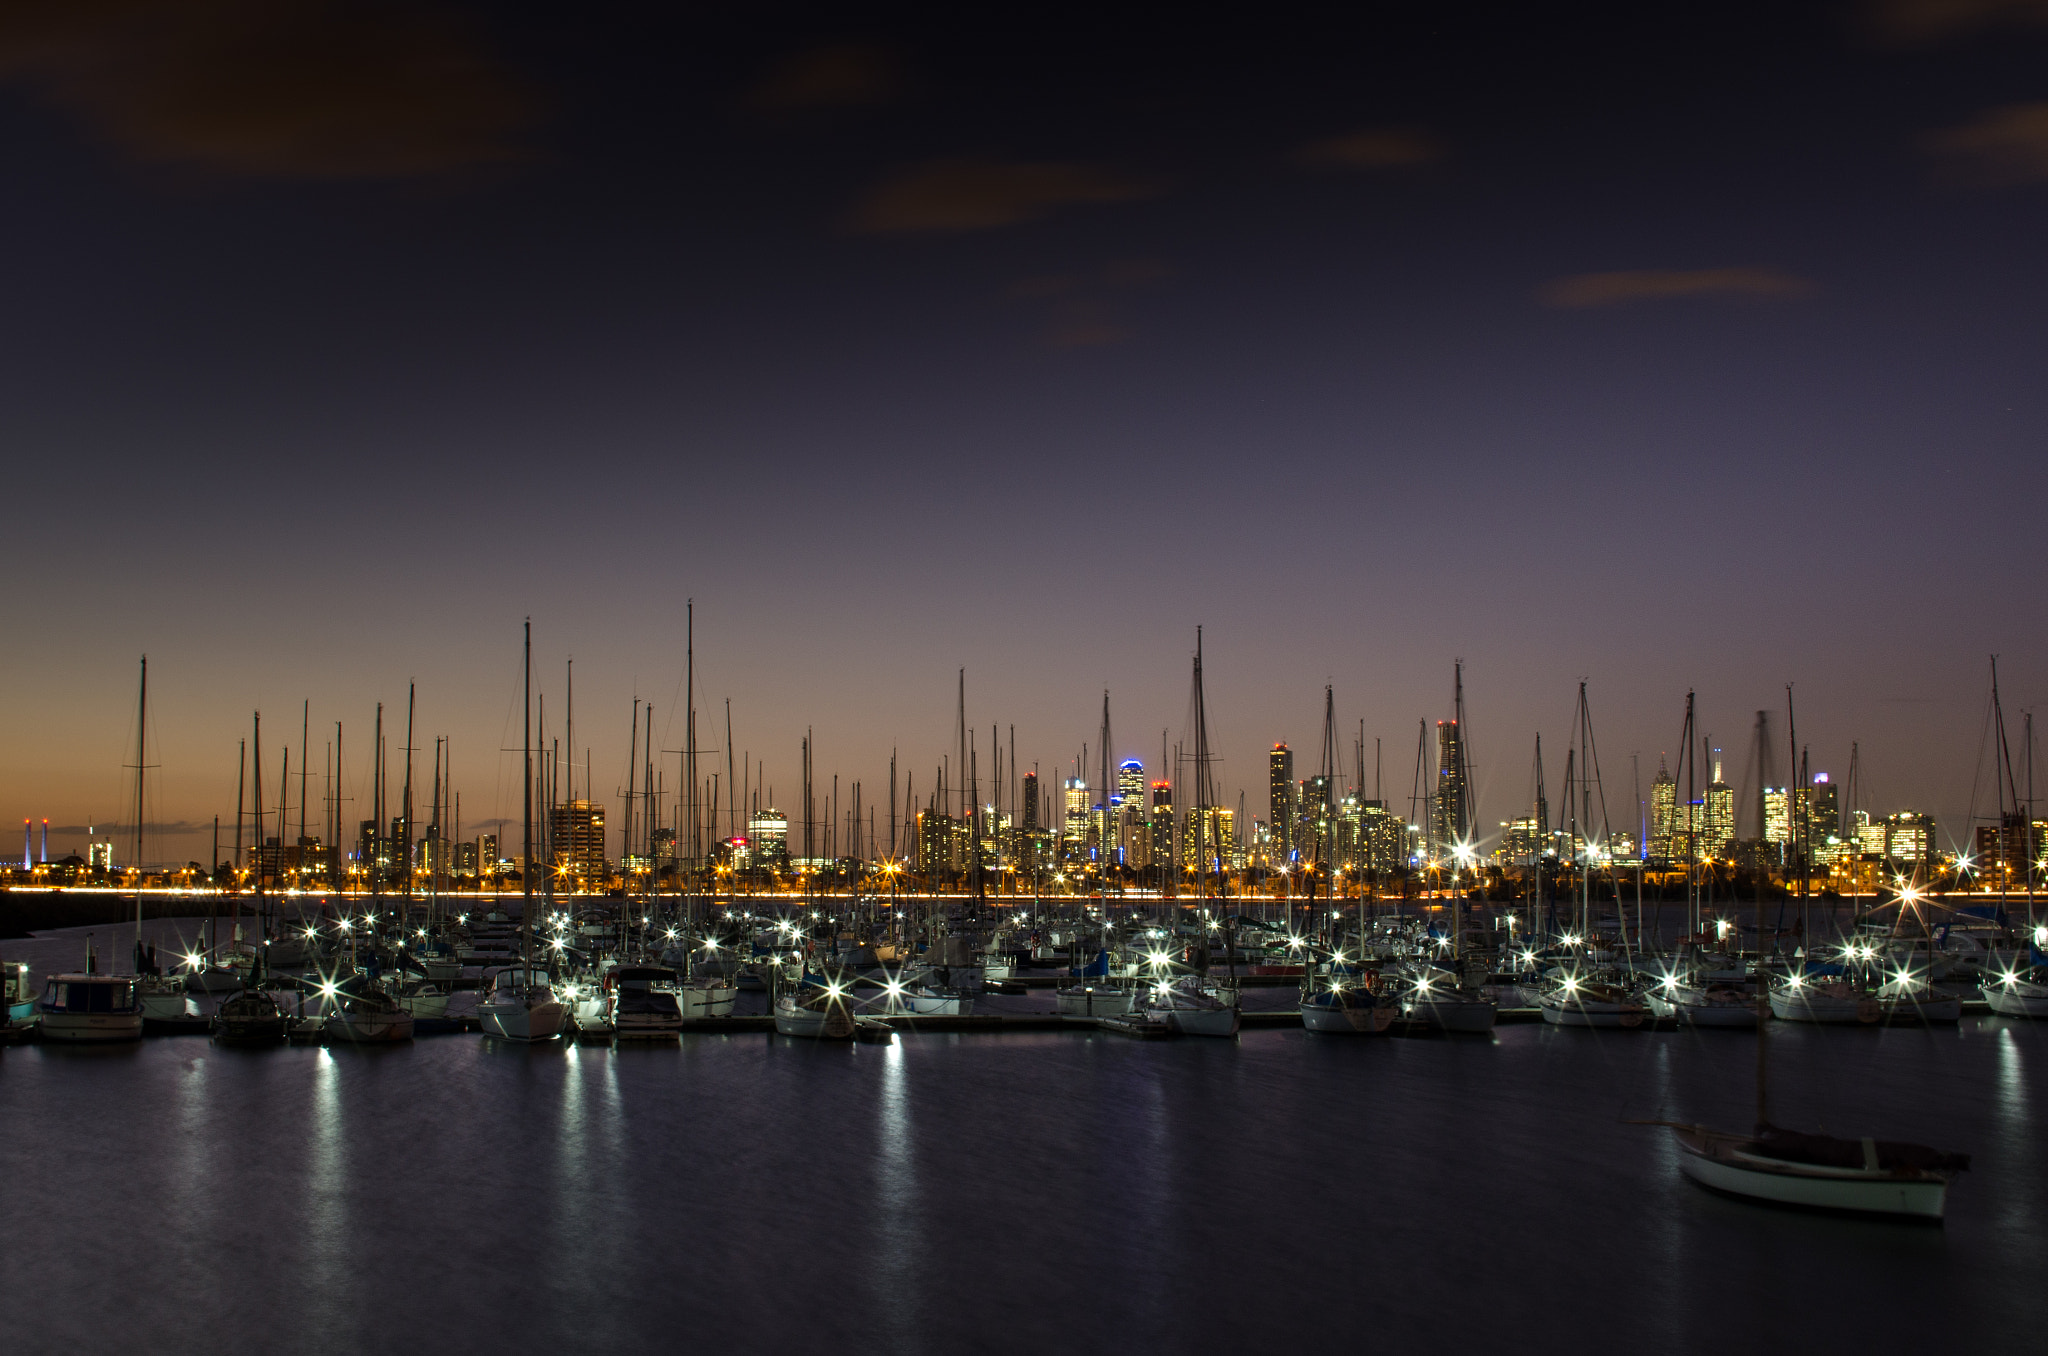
[2,923,2042,1354]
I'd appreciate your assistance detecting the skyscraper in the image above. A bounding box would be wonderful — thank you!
[1649,757,1675,859]
[1117,760,1145,810]
[1021,771,1039,832]
[1703,755,1734,858]
[1150,780,1173,867]
[1268,743,1293,860]
[550,799,608,881]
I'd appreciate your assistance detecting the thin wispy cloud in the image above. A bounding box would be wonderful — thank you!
[853,158,1159,233]
[0,0,537,178]
[1292,127,1444,170]
[1920,102,2048,184]
[1538,267,1817,309]
[1860,0,2048,43]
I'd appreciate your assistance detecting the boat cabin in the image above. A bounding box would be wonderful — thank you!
[40,975,142,1013]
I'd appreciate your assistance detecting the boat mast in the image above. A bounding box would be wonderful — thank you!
[522,620,533,963]
[131,655,148,965]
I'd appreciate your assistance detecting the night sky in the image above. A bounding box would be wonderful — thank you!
[3,1,2045,863]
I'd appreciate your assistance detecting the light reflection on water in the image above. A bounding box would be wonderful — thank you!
[0,1018,2040,1352]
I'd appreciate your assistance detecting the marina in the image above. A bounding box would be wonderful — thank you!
[2,925,2038,1352]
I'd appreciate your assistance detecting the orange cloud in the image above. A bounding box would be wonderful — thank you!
[1293,127,1444,170]
[1920,102,2048,184]
[853,158,1158,233]
[1539,267,1818,308]
[0,0,535,178]
[1860,0,2048,44]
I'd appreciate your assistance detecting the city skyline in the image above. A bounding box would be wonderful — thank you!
[6,635,2035,869]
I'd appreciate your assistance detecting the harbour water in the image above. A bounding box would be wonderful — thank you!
[2,923,2041,1352]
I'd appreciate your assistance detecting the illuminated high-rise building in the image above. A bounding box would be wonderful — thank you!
[1117,760,1145,811]
[550,799,609,881]
[1884,812,1934,866]
[1269,744,1294,860]
[1762,788,1790,846]
[748,809,789,867]
[1150,781,1173,866]
[1649,758,1676,859]
[1703,755,1735,858]
[1021,771,1039,832]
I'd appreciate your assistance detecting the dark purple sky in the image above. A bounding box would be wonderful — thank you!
[3,1,2045,863]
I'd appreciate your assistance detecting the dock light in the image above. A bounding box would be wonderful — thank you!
[415,929,427,940]
[1561,976,1580,994]
[1787,973,1805,989]
[1519,949,1538,969]
[1153,982,1171,997]
[1661,974,1679,991]
[1286,935,1304,950]
[1415,975,1433,994]
[664,928,679,941]
[1715,919,1732,938]
[317,980,339,1001]
[1561,932,1581,947]
[337,918,353,933]
[825,982,844,1000]
[2036,925,2048,948]
[303,927,318,940]
[562,983,580,1000]
[885,980,904,998]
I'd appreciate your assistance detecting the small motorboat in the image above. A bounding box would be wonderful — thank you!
[1146,976,1239,1037]
[1662,1122,1967,1220]
[679,978,739,1019]
[35,973,145,1043]
[612,966,685,1038]
[477,965,566,1042]
[392,980,451,1019]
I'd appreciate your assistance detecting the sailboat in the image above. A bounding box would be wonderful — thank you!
[477,621,567,1044]
[1297,687,1395,1035]
[1403,664,1497,1033]
[1652,685,1970,1220]
[1144,630,1239,1038]
[212,947,289,1044]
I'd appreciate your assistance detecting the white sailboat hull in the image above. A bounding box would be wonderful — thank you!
[37,1012,145,1043]
[1149,1003,1239,1037]
[1770,989,1875,1024]
[1672,1127,1952,1219]
[1539,994,1644,1028]
[479,998,566,1041]
[1677,999,1759,1028]
[1985,978,2048,1017]
[324,1010,415,1043]
[774,995,854,1039]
